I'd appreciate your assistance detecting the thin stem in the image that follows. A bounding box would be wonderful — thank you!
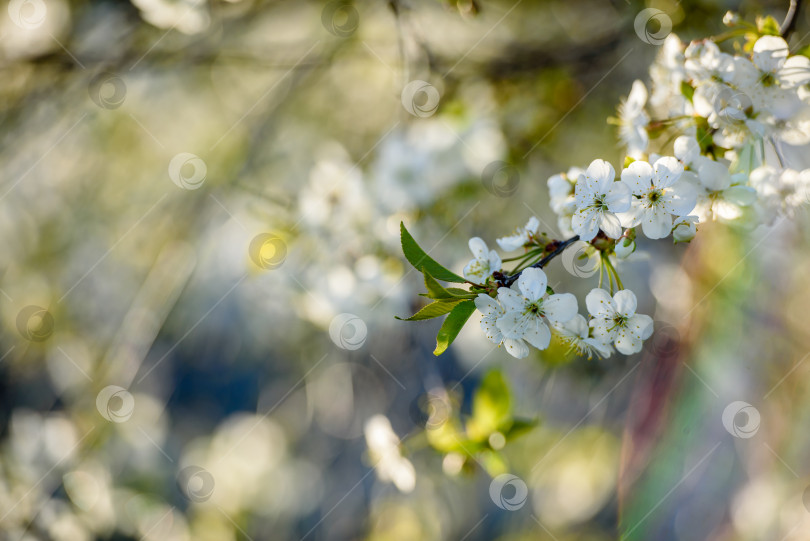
[781,0,801,37]
[604,255,615,295]
[770,136,786,168]
[598,257,605,290]
[508,248,545,273]
[710,27,753,42]
[501,236,580,287]
[604,256,624,291]
[501,248,543,262]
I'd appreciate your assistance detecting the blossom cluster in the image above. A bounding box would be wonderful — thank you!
[464,224,653,359]
[618,24,810,224]
[451,16,810,362]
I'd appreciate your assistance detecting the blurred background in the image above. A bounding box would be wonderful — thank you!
[2,0,810,539]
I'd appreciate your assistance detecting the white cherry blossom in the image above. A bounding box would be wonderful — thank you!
[673,215,698,243]
[497,217,540,252]
[548,168,581,236]
[750,166,810,221]
[553,314,613,359]
[572,159,631,241]
[620,156,696,239]
[463,237,501,283]
[586,288,653,355]
[618,80,650,158]
[681,157,756,222]
[614,238,635,259]
[474,294,505,345]
[495,268,577,358]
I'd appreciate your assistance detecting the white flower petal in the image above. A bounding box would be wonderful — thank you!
[475,294,502,316]
[503,338,529,359]
[563,314,590,338]
[468,237,488,258]
[605,182,632,212]
[621,160,654,195]
[584,159,615,195]
[586,288,615,318]
[752,35,789,73]
[497,288,525,312]
[518,268,547,302]
[522,320,552,350]
[488,250,502,273]
[615,328,643,355]
[599,211,624,239]
[778,55,810,88]
[613,289,637,318]
[640,206,673,239]
[589,318,616,343]
[480,313,504,344]
[674,136,700,165]
[572,207,601,242]
[586,338,613,358]
[724,185,757,206]
[696,157,732,191]
[463,260,483,282]
[496,311,527,340]
[544,293,578,324]
[653,156,684,189]
[660,180,697,216]
[628,314,654,339]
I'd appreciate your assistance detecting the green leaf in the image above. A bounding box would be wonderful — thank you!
[433,299,476,355]
[423,270,475,300]
[400,222,465,283]
[680,81,695,103]
[757,15,781,36]
[467,370,511,441]
[504,418,538,442]
[623,156,636,168]
[396,299,463,321]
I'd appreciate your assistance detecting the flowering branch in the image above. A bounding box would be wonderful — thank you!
[497,235,580,287]
[781,0,801,36]
[399,11,810,364]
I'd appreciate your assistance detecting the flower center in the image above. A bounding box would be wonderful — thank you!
[609,314,628,330]
[593,195,609,212]
[526,301,544,316]
[646,189,664,205]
